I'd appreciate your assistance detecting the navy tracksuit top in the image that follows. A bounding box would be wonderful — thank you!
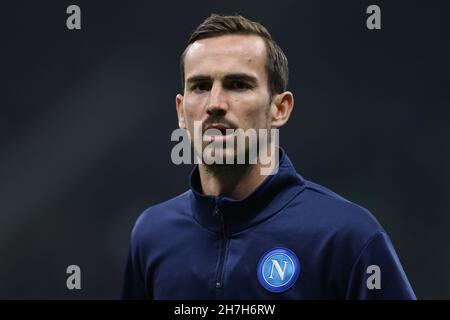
[122,148,416,299]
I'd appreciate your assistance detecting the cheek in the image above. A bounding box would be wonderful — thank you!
[183,97,204,120]
[182,99,205,135]
[239,97,270,127]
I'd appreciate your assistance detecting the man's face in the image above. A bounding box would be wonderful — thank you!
[176,34,273,162]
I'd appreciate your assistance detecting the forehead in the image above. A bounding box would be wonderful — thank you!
[184,34,268,80]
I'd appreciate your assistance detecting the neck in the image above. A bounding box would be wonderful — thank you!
[198,161,268,200]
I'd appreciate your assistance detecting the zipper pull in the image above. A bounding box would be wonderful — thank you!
[213,197,222,216]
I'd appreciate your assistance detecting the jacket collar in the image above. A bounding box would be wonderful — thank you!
[189,147,306,235]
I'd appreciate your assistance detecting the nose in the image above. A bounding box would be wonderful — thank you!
[206,82,228,116]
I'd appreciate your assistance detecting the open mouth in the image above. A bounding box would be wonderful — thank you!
[216,127,228,135]
[203,124,235,141]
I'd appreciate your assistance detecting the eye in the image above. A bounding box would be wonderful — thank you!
[191,82,211,93]
[227,80,252,91]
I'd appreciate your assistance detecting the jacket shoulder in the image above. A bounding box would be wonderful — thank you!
[131,190,192,241]
[299,179,385,237]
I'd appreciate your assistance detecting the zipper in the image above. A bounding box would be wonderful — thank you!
[214,200,229,290]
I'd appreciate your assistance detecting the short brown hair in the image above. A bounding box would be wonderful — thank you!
[179,14,289,97]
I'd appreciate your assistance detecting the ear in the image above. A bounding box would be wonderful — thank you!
[175,94,186,129]
[270,91,294,128]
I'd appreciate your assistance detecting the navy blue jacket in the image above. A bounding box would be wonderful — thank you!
[122,149,416,299]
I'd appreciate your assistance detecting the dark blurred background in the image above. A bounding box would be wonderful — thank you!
[0,0,449,299]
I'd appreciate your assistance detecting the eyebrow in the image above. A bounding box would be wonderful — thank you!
[186,73,258,85]
[224,74,258,85]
